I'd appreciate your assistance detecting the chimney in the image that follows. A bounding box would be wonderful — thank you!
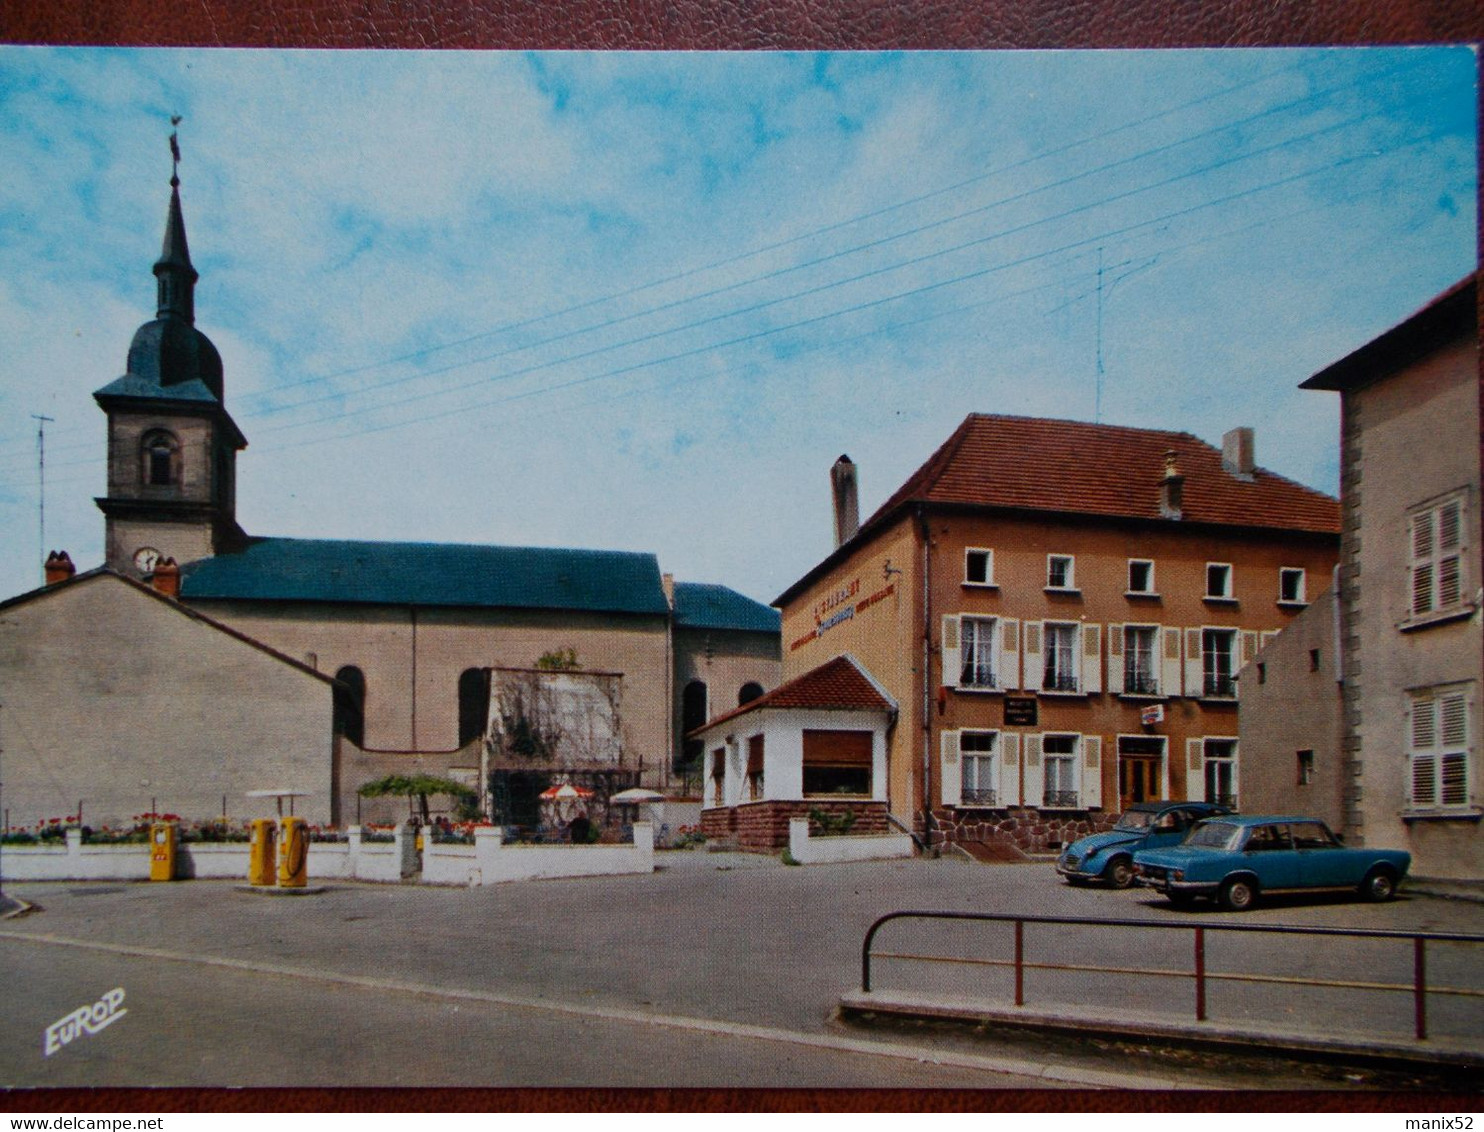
[1222,427,1256,481]
[831,454,859,548]
[151,557,180,598]
[660,572,675,609]
[44,550,75,586]
[1158,450,1185,520]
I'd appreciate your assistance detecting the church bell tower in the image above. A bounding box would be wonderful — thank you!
[94,128,247,577]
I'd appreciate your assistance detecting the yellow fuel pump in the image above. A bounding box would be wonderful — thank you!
[149,822,177,881]
[248,818,277,886]
[277,816,308,888]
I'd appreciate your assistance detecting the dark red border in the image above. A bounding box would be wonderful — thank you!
[0,0,1480,1115]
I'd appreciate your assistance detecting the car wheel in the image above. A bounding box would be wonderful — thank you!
[1104,857,1134,889]
[1361,867,1398,903]
[1219,877,1257,912]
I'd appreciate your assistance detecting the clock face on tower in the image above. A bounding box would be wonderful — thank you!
[133,546,162,574]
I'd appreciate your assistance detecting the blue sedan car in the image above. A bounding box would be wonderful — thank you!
[1132,814,1411,911]
[1056,801,1232,888]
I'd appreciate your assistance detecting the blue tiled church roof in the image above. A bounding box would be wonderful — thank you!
[672,581,780,633]
[179,537,671,615]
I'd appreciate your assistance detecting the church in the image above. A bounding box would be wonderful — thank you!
[0,151,780,832]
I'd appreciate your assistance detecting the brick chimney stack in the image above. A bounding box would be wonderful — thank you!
[1158,451,1185,520]
[44,550,75,586]
[1222,426,1256,481]
[831,454,859,548]
[151,557,180,598]
[661,572,675,609]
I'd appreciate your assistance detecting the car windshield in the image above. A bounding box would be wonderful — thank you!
[1114,810,1156,831]
[1183,821,1243,850]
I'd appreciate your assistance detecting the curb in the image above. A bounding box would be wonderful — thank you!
[838,990,1484,1072]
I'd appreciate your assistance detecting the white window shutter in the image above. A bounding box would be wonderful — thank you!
[1239,631,1258,673]
[941,615,961,689]
[1023,622,1045,692]
[1184,628,1203,698]
[1023,735,1044,808]
[939,730,961,808]
[1187,738,1206,801]
[1107,624,1125,695]
[1161,627,1183,698]
[1082,623,1102,694]
[1082,734,1102,808]
[1000,733,1021,807]
[1411,511,1436,615]
[999,617,1020,690]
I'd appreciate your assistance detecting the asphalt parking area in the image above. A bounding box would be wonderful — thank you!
[1,852,1480,1089]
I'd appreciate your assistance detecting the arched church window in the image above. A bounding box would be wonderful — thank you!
[738,682,765,706]
[141,430,180,487]
[334,665,366,748]
[458,668,491,747]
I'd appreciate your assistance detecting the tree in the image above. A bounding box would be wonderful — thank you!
[356,774,476,823]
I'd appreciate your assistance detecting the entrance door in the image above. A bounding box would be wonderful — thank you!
[1117,736,1166,809]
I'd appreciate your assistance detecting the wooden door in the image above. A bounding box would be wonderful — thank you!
[1119,755,1162,809]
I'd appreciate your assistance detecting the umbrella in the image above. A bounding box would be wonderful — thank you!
[538,783,595,800]
[610,788,665,804]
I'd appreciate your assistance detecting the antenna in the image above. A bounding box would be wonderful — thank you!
[32,414,53,584]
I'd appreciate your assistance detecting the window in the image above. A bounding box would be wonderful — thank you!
[1201,629,1237,697]
[1043,734,1079,807]
[964,548,995,586]
[746,735,765,801]
[140,429,180,487]
[1409,495,1468,618]
[1279,568,1307,605]
[1409,688,1471,810]
[457,668,490,747]
[1043,622,1079,692]
[1127,559,1155,595]
[1203,739,1237,808]
[960,731,997,806]
[1122,626,1159,696]
[802,729,872,797]
[960,616,999,689]
[1297,749,1315,786]
[333,666,366,748]
[1309,648,1321,673]
[738,682,765,707]
[1205,563,1233,600]
[680,680,709,775]
[1047,555,1076,591]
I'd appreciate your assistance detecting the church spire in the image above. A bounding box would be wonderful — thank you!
[154,119,197,323]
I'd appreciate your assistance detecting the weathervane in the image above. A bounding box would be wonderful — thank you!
[169,115,182,187]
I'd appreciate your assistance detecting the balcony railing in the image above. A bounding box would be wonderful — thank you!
[960,787,997,806]
[1203,675,1237,698]
[960,667,998,690]
[1042,790,1079,808]
[1043,672,1079,693]
[1123,674,1160,696]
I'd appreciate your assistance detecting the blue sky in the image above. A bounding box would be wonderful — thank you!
[0,48,1475,604]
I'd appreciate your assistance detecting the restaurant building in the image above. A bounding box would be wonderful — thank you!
[755,415,1341,856]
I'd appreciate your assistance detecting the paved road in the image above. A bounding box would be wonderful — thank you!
[1,852,1480,1089]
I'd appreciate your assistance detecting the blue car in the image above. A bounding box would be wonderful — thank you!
[1056,801,1232,889]
[1132,814,1411,911]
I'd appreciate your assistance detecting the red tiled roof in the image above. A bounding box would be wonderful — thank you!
[867,414,1340,534]
[692,654,894,735]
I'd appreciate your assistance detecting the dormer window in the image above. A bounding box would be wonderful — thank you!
[141,430,180,487]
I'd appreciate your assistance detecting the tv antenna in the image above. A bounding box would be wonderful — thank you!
[32,414,54,584]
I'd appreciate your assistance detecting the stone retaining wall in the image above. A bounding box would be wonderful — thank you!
[929,807,1117,856]
[702,800,889,853]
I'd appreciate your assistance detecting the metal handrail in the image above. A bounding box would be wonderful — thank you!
[860,910,1484,1040]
